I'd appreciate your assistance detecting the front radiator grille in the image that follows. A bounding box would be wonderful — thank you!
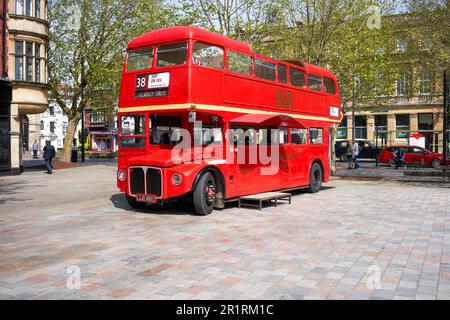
[130,168,145,195]
[147,168,162,197]
[129,167,162,197]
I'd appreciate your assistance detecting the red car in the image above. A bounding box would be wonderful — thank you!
[379,146,444,168]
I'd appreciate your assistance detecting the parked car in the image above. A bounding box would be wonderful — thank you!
[378,145,444,168]
[335,140,383,161]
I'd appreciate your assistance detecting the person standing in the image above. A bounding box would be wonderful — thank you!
[32,140,39,159]
[346,141,353,169]
[352,140,360,169]
[43,141,56,174]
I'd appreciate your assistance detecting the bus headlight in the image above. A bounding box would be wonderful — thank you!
[118,170,127,182]
[171,173,183,186]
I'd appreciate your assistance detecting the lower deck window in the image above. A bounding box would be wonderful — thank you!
[292,128,307,144]
[150,115,182,145]
[120,115,145,148]
[309,128,324,144]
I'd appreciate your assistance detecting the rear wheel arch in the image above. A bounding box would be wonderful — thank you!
[312,159,324,182]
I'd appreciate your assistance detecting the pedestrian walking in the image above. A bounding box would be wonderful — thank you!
[43,141,56,174]
[393,147,405,169]
[32,140,39,159]
[352,140,360,169]
[346,141,353,169]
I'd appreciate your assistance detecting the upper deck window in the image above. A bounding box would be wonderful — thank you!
[228,51,252,76]
[308,74,323,91]
[290,68,306,87]
[324,77,336,94]
[277,64,287,84]
[127,49,153,71]
[192,42,224,69]
[156,42,188,67]
[255,59,276,81]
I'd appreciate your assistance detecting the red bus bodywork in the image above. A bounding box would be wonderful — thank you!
[117,26,341,214]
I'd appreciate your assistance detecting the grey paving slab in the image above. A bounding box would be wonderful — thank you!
[0,164,449,299]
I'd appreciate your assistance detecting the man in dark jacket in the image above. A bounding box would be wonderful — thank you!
[43,140,56,174]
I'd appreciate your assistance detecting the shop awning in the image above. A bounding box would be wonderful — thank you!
[230,114,305,128]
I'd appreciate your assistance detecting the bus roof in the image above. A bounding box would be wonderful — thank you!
[127,26,336,80]
[127,26,253,55]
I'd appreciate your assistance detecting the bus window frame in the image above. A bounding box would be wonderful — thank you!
[126,47,155,72]
[191,40,225,70]
[119,114,147,148]
[307,74,324,92]
[277,64,288,84]
[289,67,307,88]
[226,49,254,77]
[254,57,276,82]
[155,41,189,68]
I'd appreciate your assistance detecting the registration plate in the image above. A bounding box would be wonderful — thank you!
[135,194,157,203]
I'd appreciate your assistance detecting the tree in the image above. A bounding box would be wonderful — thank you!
[48,0,178,162]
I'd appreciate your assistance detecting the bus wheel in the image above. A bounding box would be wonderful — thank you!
[126,194,146,209]
[308,163,323,193]
[193,172,216,216]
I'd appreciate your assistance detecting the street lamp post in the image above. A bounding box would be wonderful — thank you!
[443,70,448,172]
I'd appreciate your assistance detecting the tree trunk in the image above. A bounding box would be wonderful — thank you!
[60,115,81,163]
[330,124,337,176]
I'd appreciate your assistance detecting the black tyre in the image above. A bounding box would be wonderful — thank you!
[193,172,216,216]
[431,158,442,169]
[126,194,147,209]
[308,162,323,193]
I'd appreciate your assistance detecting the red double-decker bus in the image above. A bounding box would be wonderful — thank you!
[117,26,341,215]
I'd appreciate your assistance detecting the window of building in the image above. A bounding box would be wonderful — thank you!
[156,42,187,67]
[308,74,322,91]
[354,116,367,139]
[255,59,276,81]
[127,48,153,71]
[90,110,106,123]
[277,64,287,84]
[418,113,433,131]
[149,115,182,145]
[15,41,24,81]
[419,71,433,96]
[291,128,307,144]
[50,121,55,134]
[16,0,24,14]
[25,0,32,16]
[14,41,43,83]
[192,42,224,69]
[227,51,252,76]
[40,120,44,130]
[35,44,41,82]
[375,115,388,141]
[396,114,410,139]
[48,106,54,116]
[324,77,336,94]
[397,72,411,96]
[337,116,347,140]
[35,0,41,18]
[25,42,33,81]
[289,68,306,87]
[309,128,324,144]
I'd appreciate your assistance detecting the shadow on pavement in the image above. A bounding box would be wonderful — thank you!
[110,193,197,215]
[0,180,38,204]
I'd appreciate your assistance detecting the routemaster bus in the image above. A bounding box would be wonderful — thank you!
[117,26,341,215]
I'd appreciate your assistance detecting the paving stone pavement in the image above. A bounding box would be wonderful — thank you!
[0,164,449,300]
